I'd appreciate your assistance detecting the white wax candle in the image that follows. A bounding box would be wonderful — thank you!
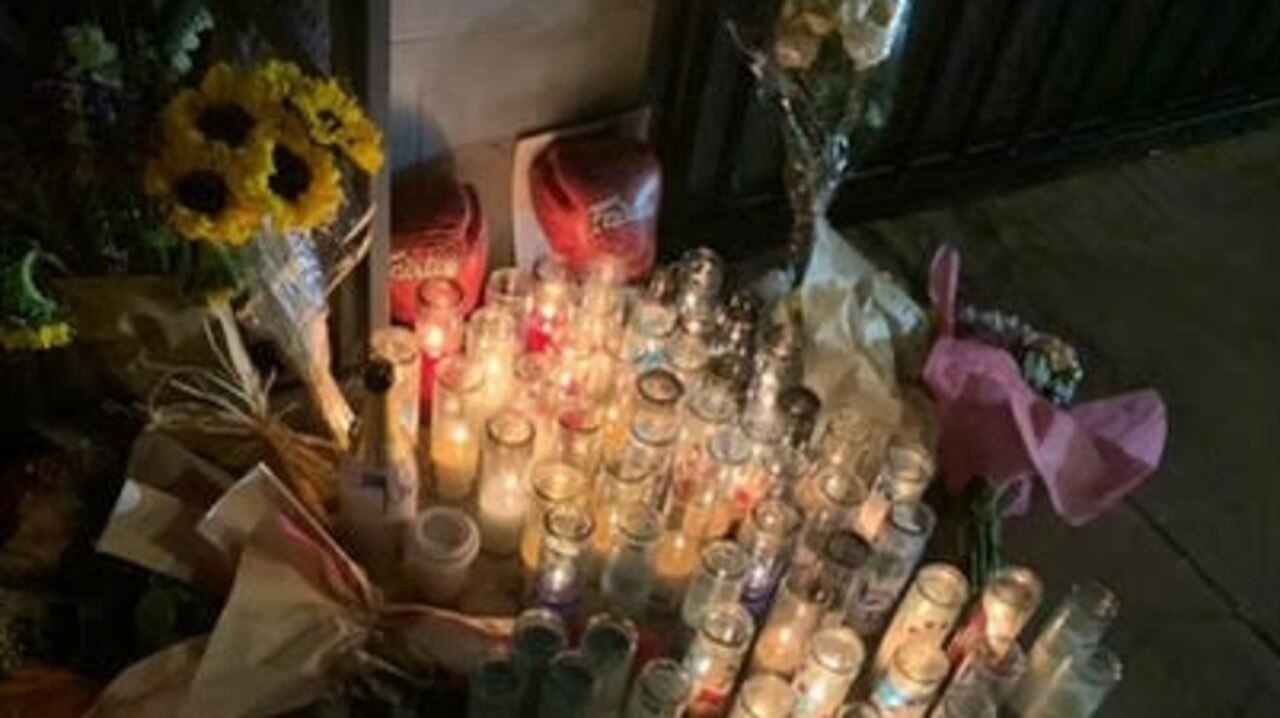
[432,420,479,500]
[478,474,527,555]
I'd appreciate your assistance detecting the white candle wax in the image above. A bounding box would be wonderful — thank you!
[478,473,527,555]
[432,420,479,500]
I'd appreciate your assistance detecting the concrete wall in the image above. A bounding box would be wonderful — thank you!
[389,0,659,264]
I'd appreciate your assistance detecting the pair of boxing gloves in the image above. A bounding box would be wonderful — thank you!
[390,134,660,325]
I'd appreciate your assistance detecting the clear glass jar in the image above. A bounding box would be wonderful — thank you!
[558,406,603,476]
[485,266,533,330]
[477,410,537,556]
[705,427,755,539]
[417,277,465,358]
[684,602,755,718]
[578,259,627,353]
[796,469,868,568]
[592,459,657,559]
[404,506,480,607]
[674,248,726,337]
[927,685,996,718]
[948,643,1027,705]
[536,649,596,718]
[650,471,717,613]
[1020,647,1122,718]
[710,289,759,361]
[949,566,1044,667]
[665,330,710,393]
[740,322,802,441]
[730,674,797,718]
[583,613,639,717]
[370,326,422,446]
[857,440,934,541]
[467,306,519,418]
[870,639,951,718]
[803,411,889,508]
[528,256,576,353]
[520,461,591,575]
[626,658,692,718]
[874,564,970,678]
[601,504,662,618]
[513,353,558,463]
[622,291,677,369]
[531,506,594,619]
[513,608,569,713]
[631,368,685,446]
[750,562,832,678]
[739,498,802,618]
[673,359,744,512]
[680,539,751,633]
[842,501,938,637]
[1010,582,1119,715]
[778,385,821,454]
[467,654,524,718]
[792,626,866,718]
[430,354,485,501]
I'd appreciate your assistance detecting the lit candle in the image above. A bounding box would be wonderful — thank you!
[531,505,594,619]
[750,563,831,678]
[430,355,483,502]
[476,410,536,555]
[416,277,465,412]
[466,307,518,418]
[527,256,575,353]
[684,603,755,718]
[792,627,865,718]
[949,566,1044,667]
[520,461,590,576]
[730,674,797,718]
[871,639,951,718]
[874,564,970,679]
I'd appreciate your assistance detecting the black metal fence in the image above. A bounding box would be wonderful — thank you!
[653,0,1280,252]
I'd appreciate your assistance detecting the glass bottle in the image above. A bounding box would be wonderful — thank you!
[1019,647,1122,718]
[949,566,1044,667]
[531,505,594,619]
[583,613,639,717]
[625,658,692,718]
[417,277,466,359]
[369,326,422,446]
[430,354,484,502]
[601,504,662,618]
[513,609,569,715]
[338,358,420,583]
[681,539,751,634]
[467,306,519,418]
[842,501,937,638]
[486,266,533,331]
[1009,582,1120,715]
[792,626,866,718]
[874,564,970,678]
[520,461,591,575]
[730,674,797,718]
[536,650,596,718]
[527,256,576,353]
[558,406,603,476]
[857,440,934,541]
[870,639,951,718]
[684,602,755,718]
[739,498,802,618]
[468,654,524,718]
[477,410,537,556]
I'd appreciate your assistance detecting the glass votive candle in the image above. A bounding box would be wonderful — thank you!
[513,353,558,462]
[949,643,1028,705]
[601,504,662,617]
[1010,581,1120,715]
[842,703,884,718]
[674,247,726,336]
[705,427,758,539]
[467,654,524,718]
[750,562,831,678]
[665,330,710,393]
[842,501,937,637]
[592,459,657,559]
[874,563,970,678]
[739,498,802,618]
[950,566,1044,667]
[485,267,533,328]
[730,674,798,718]
[528,256,576,353]
[857,440,934,541]
[370,326,422,447]
[684,603,755,718]
[870,639,951,718]
[520,460,591,574]
[1021,647,1123,718]
[531,505,594,619]
[778,385,822,454]
[536,649,597,718]
[403,506,481,606]
[680,539,751,634]
[417,277,465,359]
[792,626,866,718]
[557,406,603,475]
[622,293,677,368]
[477,410,537,556]
[928,685,996,718]
[467,306,519,418]
[626,658,692,718]
[795,468,868,568]
[630,368,685,447]
[583,613,640,717]
[431,354,484,501]
[513,608,569,711]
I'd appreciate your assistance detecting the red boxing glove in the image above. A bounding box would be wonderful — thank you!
[390,179,487,325]
[530,133,660,281]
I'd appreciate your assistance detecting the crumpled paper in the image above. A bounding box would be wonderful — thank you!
[798,217,931,434]
[90,453,511,718]
[923,245,1168,525]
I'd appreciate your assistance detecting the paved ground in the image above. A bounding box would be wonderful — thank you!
[842,124,1280,716]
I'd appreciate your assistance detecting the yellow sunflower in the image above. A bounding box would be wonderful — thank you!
[146,137,268,245]
[162,63,277,153]
[1,322,73,351]
[262,119,344,231]
[286,75,384,173]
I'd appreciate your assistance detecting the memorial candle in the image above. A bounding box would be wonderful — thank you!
[430,355,483,501]
[730,674,797,718]
[476,410,536,555]
[792,627,865,718]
